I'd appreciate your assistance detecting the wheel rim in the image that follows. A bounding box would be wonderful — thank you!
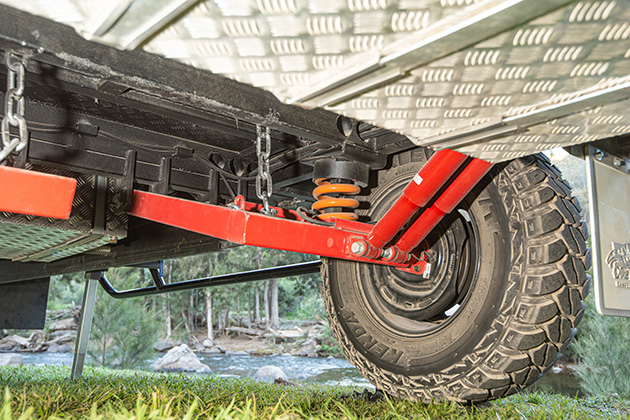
[358,177,481,336]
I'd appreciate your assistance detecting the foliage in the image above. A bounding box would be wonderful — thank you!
[573,295,630,398]
[316,325,343,357]
[88,268,158,369]
[293,294,327,320]
[47,273,85,310]
[1,366,629,419]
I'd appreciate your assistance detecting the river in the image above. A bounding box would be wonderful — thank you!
[16,352,581,395]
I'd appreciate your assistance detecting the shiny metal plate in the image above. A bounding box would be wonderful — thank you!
[587,145,630,316]
[0,167,127,263]
[1,0,629,162]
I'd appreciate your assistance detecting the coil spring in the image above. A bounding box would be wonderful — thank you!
[312,178,361,221]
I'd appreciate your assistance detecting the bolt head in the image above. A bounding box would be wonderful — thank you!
[413,265,421,272]
[596,150,604,161]
[350,241,366,256]
[382,248,394,259]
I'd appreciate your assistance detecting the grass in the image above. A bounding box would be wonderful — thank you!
[0,366,629,419]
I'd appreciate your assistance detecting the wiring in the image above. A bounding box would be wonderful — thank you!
[296,206,334,226]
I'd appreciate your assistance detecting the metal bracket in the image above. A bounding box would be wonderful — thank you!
[587,145,630,317]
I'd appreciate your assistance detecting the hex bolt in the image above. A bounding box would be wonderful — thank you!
[614,158,624,169]
[413,265,422,272]
[595,150,604,161]
[382,248,393,259]
[350,241,366,256]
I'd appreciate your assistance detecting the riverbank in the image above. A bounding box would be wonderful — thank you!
[0,308,341,359]
[0,366,627,419]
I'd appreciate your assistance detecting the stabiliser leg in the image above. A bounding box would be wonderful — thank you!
[71,271,100,380]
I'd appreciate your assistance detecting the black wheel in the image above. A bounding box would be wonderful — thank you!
[322,150,591,403]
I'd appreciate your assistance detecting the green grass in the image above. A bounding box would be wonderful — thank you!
[0,366,629,419]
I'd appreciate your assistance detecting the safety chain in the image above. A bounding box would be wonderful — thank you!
[255,124,276,216]
[1,51,29,162]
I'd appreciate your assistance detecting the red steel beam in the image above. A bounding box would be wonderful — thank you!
[0,166,77,219]
[396,158,493,253]
[129,191,409,267]
[367,149,468,249]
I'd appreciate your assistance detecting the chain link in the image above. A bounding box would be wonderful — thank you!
[1,51,28,162]
[255,124,276,216]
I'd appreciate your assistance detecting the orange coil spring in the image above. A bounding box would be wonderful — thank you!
[312,179,361,221]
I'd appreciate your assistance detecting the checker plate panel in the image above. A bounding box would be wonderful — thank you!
[0,0,628,161]
[0,166,127,262]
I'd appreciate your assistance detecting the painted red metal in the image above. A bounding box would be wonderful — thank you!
[366,149,468,249]
[396,158,493,253]
[129,191,410,268]
[0,166,77,219]
[128,152,490,270]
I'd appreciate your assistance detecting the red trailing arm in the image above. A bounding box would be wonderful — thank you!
[129,150,492,272]
[129,192,410,267]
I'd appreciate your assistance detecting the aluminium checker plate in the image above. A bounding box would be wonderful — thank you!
[0,0,629,162]
[0,166,127,263]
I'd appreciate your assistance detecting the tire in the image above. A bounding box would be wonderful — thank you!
[322,150,591,403]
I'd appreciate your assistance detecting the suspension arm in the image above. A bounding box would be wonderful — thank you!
[129,192,411,268]
[128,152,494,271]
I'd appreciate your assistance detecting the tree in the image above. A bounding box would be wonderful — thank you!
[88,268,158,369]
[268,278,279,329]
[574,296,630,398]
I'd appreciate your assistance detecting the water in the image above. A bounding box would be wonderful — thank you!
[15,352,582,394]
[16,352,372,388]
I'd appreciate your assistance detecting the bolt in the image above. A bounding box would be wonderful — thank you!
[350,241,366,256]
[382,248,394,260]
[413,265,422,272]
[595,150,604,161]
[614,158,624,169]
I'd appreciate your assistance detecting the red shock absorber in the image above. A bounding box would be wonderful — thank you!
[367,149,468,249]
[311,159,370,222]
[312,179,361,221]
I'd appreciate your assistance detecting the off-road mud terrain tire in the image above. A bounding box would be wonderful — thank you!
[322,151,591,403]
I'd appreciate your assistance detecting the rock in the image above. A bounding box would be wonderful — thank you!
[202,346,223,355]
[192,343,205,352]
[295,338,317,356]
[254,366,288,383]
[46,343,73,353]
[216,345,228,353]
[152,344,211,373]
[274,378,297,386]
[225,350,248,356]
[0,353,23,366]
[0,335,28,351]
[308,325,325,339]
[49,317,76,332]
[202,339,214,348]
[152,340,174,352]
[552,366,563,374]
